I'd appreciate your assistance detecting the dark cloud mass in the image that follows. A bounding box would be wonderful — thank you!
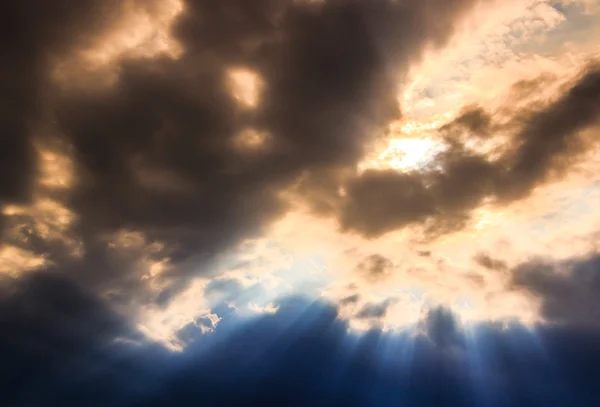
[420,306,464,349]
[356,253,394,281]
[512,254,600,327]
[474,252,508,272]
[0,270,152,406]
[0,0,118,205]
[439,106,492,137]
[356,297,396,319]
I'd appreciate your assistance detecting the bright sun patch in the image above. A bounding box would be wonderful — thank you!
[359,136,447,173]
[226,67,264,109]
[380,138,447,172]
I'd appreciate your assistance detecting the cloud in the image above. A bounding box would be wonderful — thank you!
[356,254,394,282]
[355,298,396,320]
[558,0,600,15]
[502,65,600,197]
[419,306,464,349]
[248,302,279,314]
[474,252,508,271]
[339,65,600,238]
[0,270,142,369]
[0,0,147,207]
[511,253,600,327]
[439,105,492,137]
[0,246,47,277]
[339,293,360,305]
[399,0,572,115]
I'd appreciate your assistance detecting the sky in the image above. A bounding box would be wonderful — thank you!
[1,0,600,405]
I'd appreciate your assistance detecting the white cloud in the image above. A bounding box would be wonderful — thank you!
[249,303,280,314]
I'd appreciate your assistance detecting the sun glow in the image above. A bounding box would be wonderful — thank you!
[359,136,447,173]
[227,68,264,109]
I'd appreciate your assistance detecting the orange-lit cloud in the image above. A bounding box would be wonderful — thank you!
[52,0,184,89]
[226,68,264,109]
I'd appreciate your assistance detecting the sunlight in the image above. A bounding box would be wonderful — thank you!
[81,0,184,66]
[227,67,264,109]
[359,136,447,173]
[383,138,447,171]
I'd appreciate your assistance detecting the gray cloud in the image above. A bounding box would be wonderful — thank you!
[356,254,394,282]
[499,65,600,200]
[0,270,139,359]
[440,105,492,137]
[0,0,108,206]
[419,306,464,349]
[355,298,396,319]
[511,254,600,328]
[474,252,508,272]
[339,293,360,305]
[340,147,498,237]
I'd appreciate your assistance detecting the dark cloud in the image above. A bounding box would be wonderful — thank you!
[0,270,153,406]
[340,65,600,237]
[176,315,220,345]
[341,148,498,237]
[0,270,145,359]
[508,72,558,101]
[356,254,394,281]
[339,293,360,305]
[440,105,492,137]
[474,252,508,272]
[341,170,436,236]
[511,254,600,328]
[355,298,396,319]
[420,306,464,349]
[0,0,137,207]
[499,65,600,200]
